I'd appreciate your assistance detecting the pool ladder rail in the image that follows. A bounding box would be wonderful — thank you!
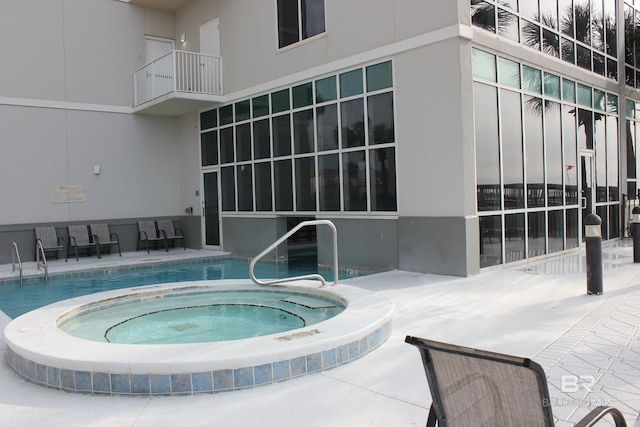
[249,219,339,287]
[11,242,23,286]
[36,239,49,283]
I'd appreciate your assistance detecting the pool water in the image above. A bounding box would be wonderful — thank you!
[0,258,359,319]
[58,288,344,344]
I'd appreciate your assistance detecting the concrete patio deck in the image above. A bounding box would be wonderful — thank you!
[0,242,639,426]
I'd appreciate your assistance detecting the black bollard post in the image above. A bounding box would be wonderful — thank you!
[633,207,640,263]
[585,214,603,295]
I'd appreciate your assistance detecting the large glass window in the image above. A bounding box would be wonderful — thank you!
[545,103,563,206]
[221,166,236,211]
[220,127,234,164]
[236,165,253,211]
[370,148,396,211]
[293,110,314,154]
[501,89,524,209]
[316,104,338,151]
[253,119,271,160]
[255,162,273,211]
[368,92,394,145]
[273,115,292,157]
[341,99,365,148]
[524,95,545,208]
[342,151,367,211]
[274,160,293,211]
[277,0,325,49]
[235,123,252,162]
[474,83,501,211]
[295,157,316,211]
[318,154,340,211]
[201,131,218,166]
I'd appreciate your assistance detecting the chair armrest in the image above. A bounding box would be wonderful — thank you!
[57,237,65,246]
[70,236,77,247]
[140,231,148,240]
[158,230,167,238]
[92,235,101,245]
[175,228,184,237]
[574,405,627,427]
[110,232,119,241]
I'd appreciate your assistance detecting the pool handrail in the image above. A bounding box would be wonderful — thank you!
[249,219,338,287]
[11,242,23,287]
[36,239,49,282]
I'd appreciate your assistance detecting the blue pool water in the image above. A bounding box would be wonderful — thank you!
[0,258,359,319]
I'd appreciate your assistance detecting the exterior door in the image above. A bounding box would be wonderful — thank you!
[202,170,221,248]
[199,18,220,93]
[580,152,595,241]
[144,37,174,99]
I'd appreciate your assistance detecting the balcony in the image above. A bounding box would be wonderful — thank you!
[133,50,223,116]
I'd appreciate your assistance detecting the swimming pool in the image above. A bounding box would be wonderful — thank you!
[0,257,359,318]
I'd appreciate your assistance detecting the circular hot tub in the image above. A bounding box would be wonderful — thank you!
[4,280,393,396]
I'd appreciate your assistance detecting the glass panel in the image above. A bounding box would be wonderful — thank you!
[236,164,253,211]
[558,0,574,36]
[219,105,233,126]
[472,49,497,82]
[592,0,604,51]
[274,159,293,211]
[576,44,591,70]
[277,0,299,48]
[627,120,636,180]
[574,0,591,44]
[566,208,579,248]
[543,29,560,57]
[201,131,218,166]
[292,82,313,109]
[522,65,542,93]
[502,0,517,10]
[342,151,367,211]
[221,166,236,211]
[606,58,617,80]
[626,67,634,87]
[271,89,290,113]
[562,78,575,102]
[480,215,502,267]
[627,100,635,119]
[475,83,501,211]
[253,119,271,160]
[609,204,620,238]
[505,213,525,262]
[594,89,606,112]
[366,61,393,92]
[563,105,578,205]
[318,154,340,211]
[235,123,252,162]
[340,69,363,97]
[528,211,546,258]
[235,100,250,122]
[578,109,594,149]
[501,89,525,209]
[471,1,496,33]
[220,127,234,164]
[498,9,519,42]
[367,92,395,144]
[595,118,607,202]
[597,205,608,239]
[370,147,397,211]
[577,84,592,107]
[255,162,272,211]
[521,0,540,21]
[295,157,317,211]
[607,116,619,201]
[546,102,563,206]
[548,210,564,253]
[540,0,558,29]
[341,98,365,148]
[293,109,314,154]
[524,96,545,208]
[200,109,217,130]
[544,73,561,98]
[301,0,325,39]
[498,57,520,88]
[272,114,292,157]
[606,93,618,113]
[625,5,634,66]
[315,76,336,103]
[316,104,338,151]
[593,52,605,75]
[203,172,219,246]
[252,95,270,118]
[561,38,575,63]
[522,21,541,50]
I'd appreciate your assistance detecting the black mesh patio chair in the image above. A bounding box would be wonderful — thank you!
[68,225,100,260]
[157,219,185,250]
[405,336,627,427]
[137,220,168,253]
[90,223,121,257]
[35,227,67,262]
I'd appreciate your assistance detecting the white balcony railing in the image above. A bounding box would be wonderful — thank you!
[134,50,222,106]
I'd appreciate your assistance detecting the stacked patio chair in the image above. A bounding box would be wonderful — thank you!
[34,227,67,262]
[137,220,168,253]
[157,219,186,250]
[405,336,627,427]
[68,225,99,260]
[90,223,121,257]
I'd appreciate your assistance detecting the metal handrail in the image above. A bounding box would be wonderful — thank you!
[36,239,48,282]
[11,242,23,286]
[249,220,339,287]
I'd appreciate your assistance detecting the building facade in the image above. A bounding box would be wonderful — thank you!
[1,0,638,277]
